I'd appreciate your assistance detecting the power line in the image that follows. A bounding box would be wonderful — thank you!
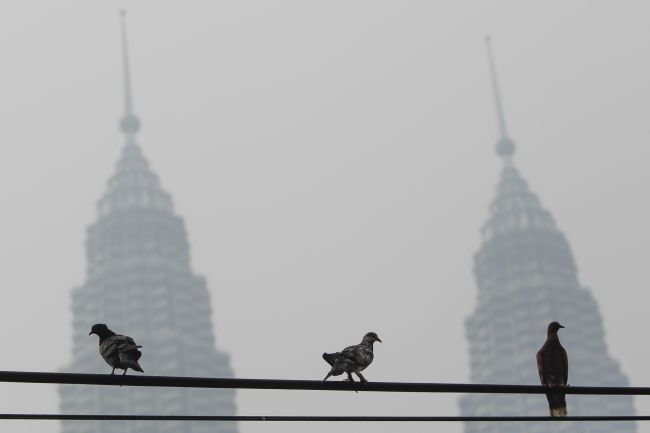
[3,370,650,395]
[0,414,647,422]
[3,370,642,424]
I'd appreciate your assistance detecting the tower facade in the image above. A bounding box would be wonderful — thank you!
[58,13,237,433]
[458,39,635,433]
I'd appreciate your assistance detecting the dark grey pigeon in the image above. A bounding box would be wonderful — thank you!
[89,324,144,375]
[323,332,381,383]
[536,321,568,416]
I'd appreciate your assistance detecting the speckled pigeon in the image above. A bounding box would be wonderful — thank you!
[89,324,144,375]
[536,321,568,416]
[323,332,381,383]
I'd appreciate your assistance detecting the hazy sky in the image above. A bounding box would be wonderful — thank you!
[0,1,649,433]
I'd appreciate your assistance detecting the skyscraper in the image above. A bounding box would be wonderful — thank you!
[58,12,237,433]
[458,39,636,433]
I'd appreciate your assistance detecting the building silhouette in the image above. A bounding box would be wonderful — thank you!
[458,39,636,433]
[58,12,237,433]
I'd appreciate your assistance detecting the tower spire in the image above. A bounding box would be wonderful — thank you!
[119,10,141,144]
[485,36,515,160]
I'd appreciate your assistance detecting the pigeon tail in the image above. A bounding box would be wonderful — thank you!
[119,350,144,372]
[546,392,567,417]
[323,365,345,380]
[131,362,144,373]
[322,352,337,366]
[121,358,144,373]
[550,406,567,417]
[322,353,347,380]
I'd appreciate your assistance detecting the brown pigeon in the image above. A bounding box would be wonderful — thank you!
[323,332,381,383]
[536,321,568,416]
[89,324,144,375]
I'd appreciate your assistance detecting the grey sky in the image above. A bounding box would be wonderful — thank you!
[0,1,649,433]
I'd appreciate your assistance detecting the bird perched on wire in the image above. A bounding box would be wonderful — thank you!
[89,324,144,375]
[536,321,568,416]
[323,332,381,383]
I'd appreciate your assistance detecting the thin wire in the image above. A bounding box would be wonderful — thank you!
[4,370,650,395]
[0,414,647,422]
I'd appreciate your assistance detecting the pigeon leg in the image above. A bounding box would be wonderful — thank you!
[342,372,359,393]
[111,367,115,375]
[355,372,367,383]
[123,368,128,376]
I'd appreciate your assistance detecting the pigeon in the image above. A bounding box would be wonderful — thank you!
[536,321,568,416]
[89,324,144,375]
[323,331,381,383]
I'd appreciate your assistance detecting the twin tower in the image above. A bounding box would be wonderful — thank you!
[460,39,636,433]
[58,15,635,433]
[58,13,237,433]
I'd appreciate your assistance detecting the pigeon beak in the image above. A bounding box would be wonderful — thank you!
[377,338,382,343]
[559,325,565,329]
[88,331,94,336]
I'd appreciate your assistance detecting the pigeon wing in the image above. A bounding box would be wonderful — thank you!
[101,335,141,359]
[114,335,140,351]
[112,335,144,372]
[339,345,364,365]
[536,348,546,385]
[560,346,568,385]
[339,344,374,370]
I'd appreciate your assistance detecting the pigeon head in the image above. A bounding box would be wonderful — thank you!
[362,332,382,344]
[89,323,115,339]
[547,321,565,334]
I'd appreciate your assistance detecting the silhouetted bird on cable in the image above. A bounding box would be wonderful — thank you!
[536,321,568,416]
[323,332,381,383]
[89,324,144,375]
